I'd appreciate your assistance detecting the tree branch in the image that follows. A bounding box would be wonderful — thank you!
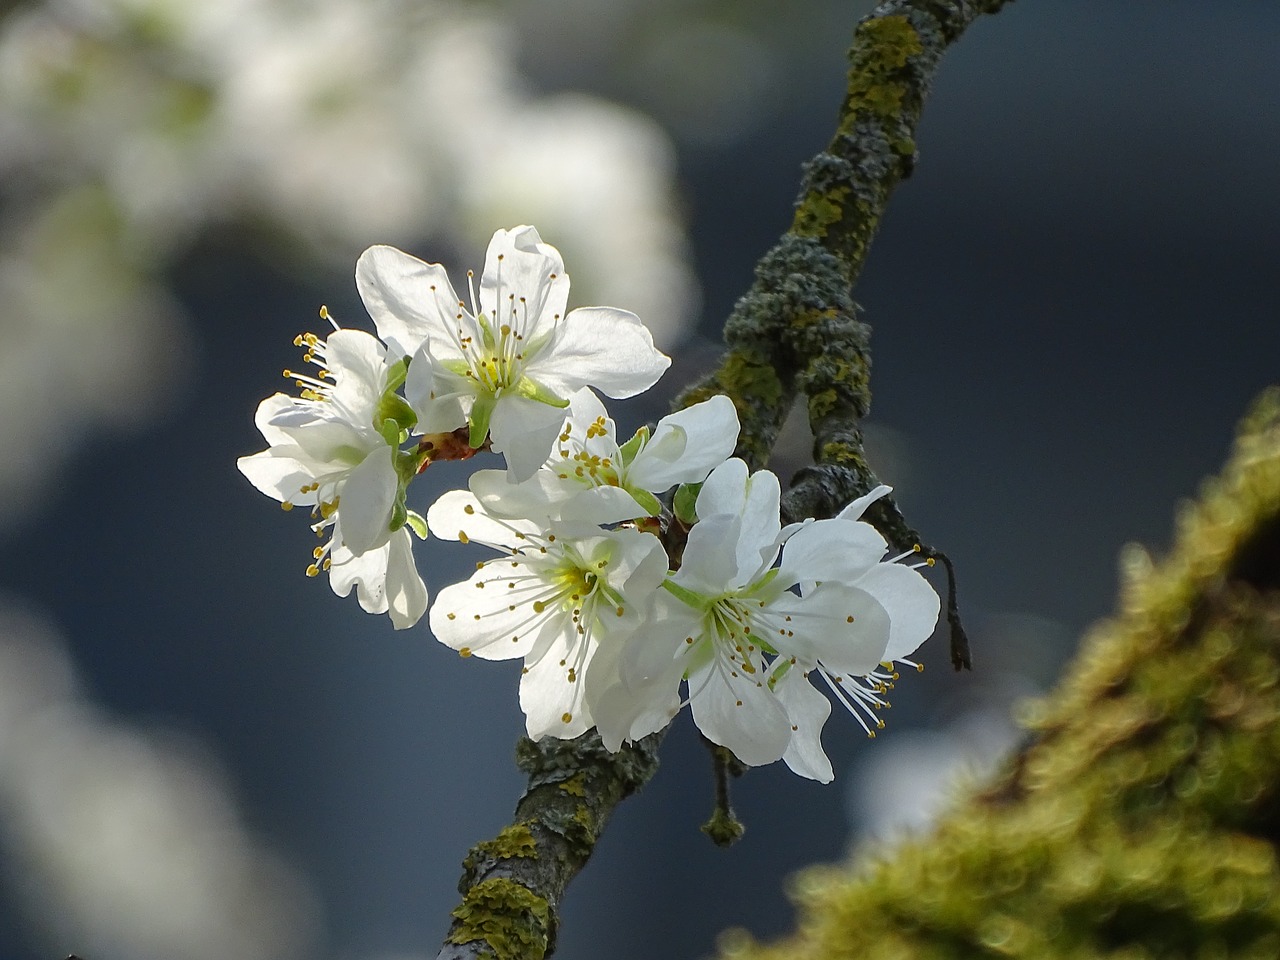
[434,3,1009,957]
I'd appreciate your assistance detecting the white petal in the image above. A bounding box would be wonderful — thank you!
[404,344,469,434]
[774,668,834,783]
[688,659,791,767]
[777,517,887,589]
[470,468,572,521]
[323,328,388,418]
[427,571,552,661]
[520,633,594,740]
[619,594,700,689]
[764,583,891,678]
[489,394,568,482]
[697,457,747,514]
[695,459,781,582]
[625,394,740,492]
[480,226,569,344]
[562,486,653,526]
[835,484,893,522]
[236,448,320,505]
[426,490,540,548]
[530,306,670,400]
[855,563,940,662]
[384,529,428,629]
[588,656,683,751]
[336,448,398,555]
[328,539,391,614]
[672,514,747,596]
[355,244,463,358]
[252,393,301,446]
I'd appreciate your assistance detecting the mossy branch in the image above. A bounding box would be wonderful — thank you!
[720,390,1280,959]
[434,3,1008,957]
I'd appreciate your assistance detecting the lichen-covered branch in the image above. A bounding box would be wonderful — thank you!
[680,0,1010,669]
[434,4,1009,957]
[720,389,1280,960]
[436,731,664,960]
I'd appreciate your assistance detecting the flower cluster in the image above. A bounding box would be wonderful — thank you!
[239,226,940,780]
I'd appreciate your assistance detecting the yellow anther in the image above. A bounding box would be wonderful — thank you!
[459,647,472,658]
[459,531,470,544]
[305,564,320,577]
[281,501,294,512]
[913,543,922,552]
[313,546,325,559]
[319,305,331,320]
[926,557,936,567]
[561,712,572,723]
[464,504,475,514]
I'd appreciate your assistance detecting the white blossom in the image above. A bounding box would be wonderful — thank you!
[236,325,427,628]
[469,388,739,525]
[355,226,671,481]
[426,490,667,740]
[598,459,939,782]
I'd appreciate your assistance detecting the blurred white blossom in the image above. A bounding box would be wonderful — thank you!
[0,0,697,530]
[0,602,321,960]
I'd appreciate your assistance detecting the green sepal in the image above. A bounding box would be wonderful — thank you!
[662,578,714,610]
[629,487,664,518]
[389,492,408,533]
[673,482,702,525]
[617,426,649,467]
[514,375,570,408]
[384,355,410,394]
[406,509,429,540]
[379,418,401,449]
[377,393,417,439]
[469,391,498,448]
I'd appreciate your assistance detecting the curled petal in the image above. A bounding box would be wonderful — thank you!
[774,668,834,783]
[335,449,399,555]
[626,394,740,492]
[480,226,569,343]
[855,562,940,662]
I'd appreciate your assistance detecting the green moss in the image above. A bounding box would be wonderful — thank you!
[721,391,1280,959]
[449,878,551,960]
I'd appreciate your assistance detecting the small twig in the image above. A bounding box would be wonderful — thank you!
[700,738,747,847]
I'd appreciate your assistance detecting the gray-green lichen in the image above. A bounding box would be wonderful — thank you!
[718,390,1280,960]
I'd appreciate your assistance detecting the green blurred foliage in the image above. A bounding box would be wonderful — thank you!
[721,388,1280,960]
